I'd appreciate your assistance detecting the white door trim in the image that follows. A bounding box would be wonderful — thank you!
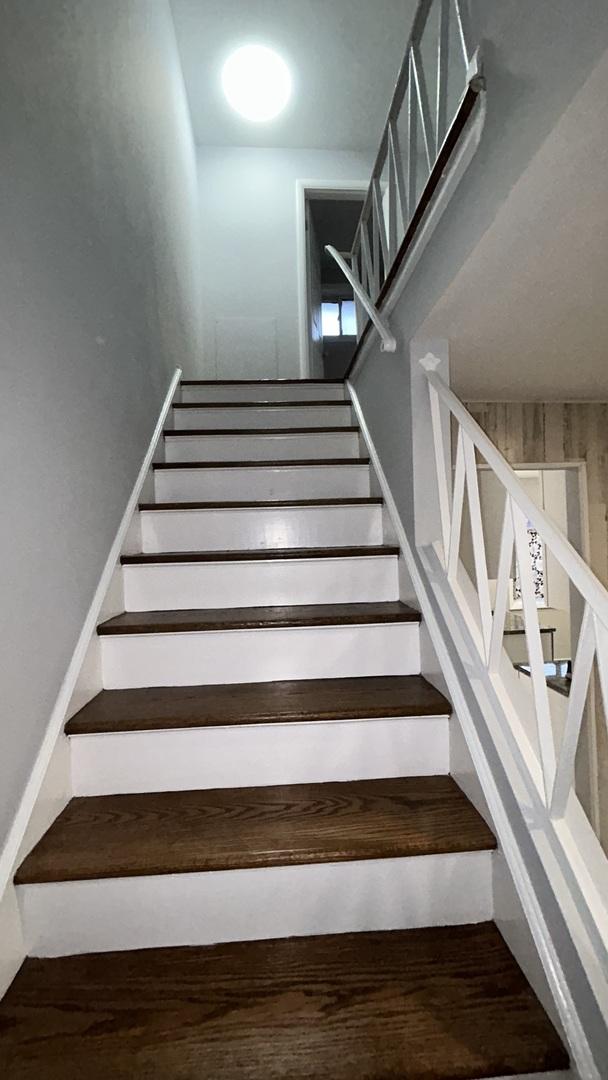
[295,179,369,379]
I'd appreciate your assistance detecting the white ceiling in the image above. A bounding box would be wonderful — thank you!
[418,46,608,401]
[170,0,416,150]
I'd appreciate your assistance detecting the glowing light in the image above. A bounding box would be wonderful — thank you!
[222,45,292,122]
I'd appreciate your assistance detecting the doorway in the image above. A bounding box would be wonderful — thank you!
[296,182,367,378]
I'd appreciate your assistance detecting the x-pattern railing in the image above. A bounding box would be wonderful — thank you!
[422,354,608,823]
[347,0,481,335]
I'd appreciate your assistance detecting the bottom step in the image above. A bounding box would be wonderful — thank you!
[0,924,568,1080]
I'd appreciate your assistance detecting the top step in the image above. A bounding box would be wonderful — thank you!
[180,380,347,403]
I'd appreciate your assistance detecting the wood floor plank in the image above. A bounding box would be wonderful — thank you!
[139,496,383,510]
[15,777,495,884]
[173,400,351,409]
[163,426,360,435]
[120,544,399,565]
[152,457,369,469]
[0,924,568,1080]
[180,378,345,385]
[97,601,419,636]
[66,675,450,735]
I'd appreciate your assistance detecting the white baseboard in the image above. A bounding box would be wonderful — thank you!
[18,850,493,957]
[0,367,181,997]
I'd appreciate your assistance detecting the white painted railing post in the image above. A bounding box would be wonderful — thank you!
[410,341,451,550]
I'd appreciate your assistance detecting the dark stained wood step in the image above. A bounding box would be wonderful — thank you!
[173,400,351,409]
[139,497,383,510]
[152,457,369,470]
[15,777,495,884]
[181,378,345,385]
[164,426,360,435]
[0,924,568,1080]
[66,675,450,736]
[121,544,399,565]
[97,602,419,636]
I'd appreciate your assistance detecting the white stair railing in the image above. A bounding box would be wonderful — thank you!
[326,0,484,358]
[418,352,608,1005]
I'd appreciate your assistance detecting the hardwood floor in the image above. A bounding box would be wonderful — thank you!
[0,924,568,1080]
[15,776,495,884]
[139,496,383,510]
[120,545,399,565]
[66,674,450,735]
[97,601,420,636]
[153,457,370,469]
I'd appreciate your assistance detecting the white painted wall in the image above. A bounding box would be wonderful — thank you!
[195,146,372,378]
[0,1,201,855]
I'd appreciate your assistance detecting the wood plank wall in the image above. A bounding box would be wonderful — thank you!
[466,401,608,849]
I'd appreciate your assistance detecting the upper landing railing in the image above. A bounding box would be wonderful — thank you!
[326,0,484,353]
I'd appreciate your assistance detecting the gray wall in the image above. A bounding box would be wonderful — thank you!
[196,146,372,379]
[0,0,201,850]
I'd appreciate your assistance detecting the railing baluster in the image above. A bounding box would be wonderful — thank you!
[593,613,608,723]
[411,46,434,173]
[372,178,390,275]
[360,222,375,298]
[447,427,465,581]
[436,0,450,153]
[488,492,515,674]
[453,0,472,67]
[550,605,595,818]
[388,119,407,240]
[407,54,417,224]
[462,432,493,660]
[512,503,557,802]
[428,382,452,564]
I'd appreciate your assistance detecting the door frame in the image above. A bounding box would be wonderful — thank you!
[295,180,368,378]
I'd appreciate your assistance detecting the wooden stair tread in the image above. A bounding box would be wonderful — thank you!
[164,426,360,435]
[15,777,495,884]
[66,675,450,735]
[121,545,399,565]
[97,601,419,636]
[0,924,568,1079]
[152,458,369,470]
[173,400,351,409]
[139,496,383,510]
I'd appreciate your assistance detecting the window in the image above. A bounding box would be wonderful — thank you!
[321,299,357,337]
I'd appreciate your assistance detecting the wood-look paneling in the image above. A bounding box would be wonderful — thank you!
[467,400,608,848]
[0,924,568,1079]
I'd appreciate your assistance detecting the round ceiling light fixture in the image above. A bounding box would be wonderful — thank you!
[221,44,292,122]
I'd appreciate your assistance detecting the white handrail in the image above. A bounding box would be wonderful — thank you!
[325,245,396,352]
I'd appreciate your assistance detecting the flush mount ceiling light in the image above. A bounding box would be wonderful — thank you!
[221,44,292,122]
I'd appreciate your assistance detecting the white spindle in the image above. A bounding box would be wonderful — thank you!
[550,605,595,819]
[462,433,493,660]
[411,46,434,172]
[428,382,452,564]
[372,178,390,273]
[388,119,408,239]
[512,503,557,802]
[447,427,465,581]
[436,0,450,153]
[488,493,515,674]
[453,0,472,67]
[407,56,418,220]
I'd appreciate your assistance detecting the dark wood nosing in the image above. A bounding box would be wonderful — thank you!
[139,497,384,511]
[121,545,399,565]
[0,924,569,1080]
[345,83,483,380]
[173,400,351,409]
[15,776,495,884]
[180,378,345,386]
[66,675,450,736]
[97,601,420,637]
[152,458,369,471]
[163,426,360,436]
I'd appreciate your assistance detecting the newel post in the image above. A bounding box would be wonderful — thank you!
[409,339,451,551]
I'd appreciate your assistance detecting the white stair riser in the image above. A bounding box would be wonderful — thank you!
[140,504,383,553]
[180,383,347,403]
[70,716,449,796]
[164,431,361,462]
[154,465,370,503]
[173,405,353,430]
[123,556,399,611]
[100,623,420,689]
[18,851,493,956]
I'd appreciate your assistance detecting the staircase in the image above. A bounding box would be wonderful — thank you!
[0,379,569,1078]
